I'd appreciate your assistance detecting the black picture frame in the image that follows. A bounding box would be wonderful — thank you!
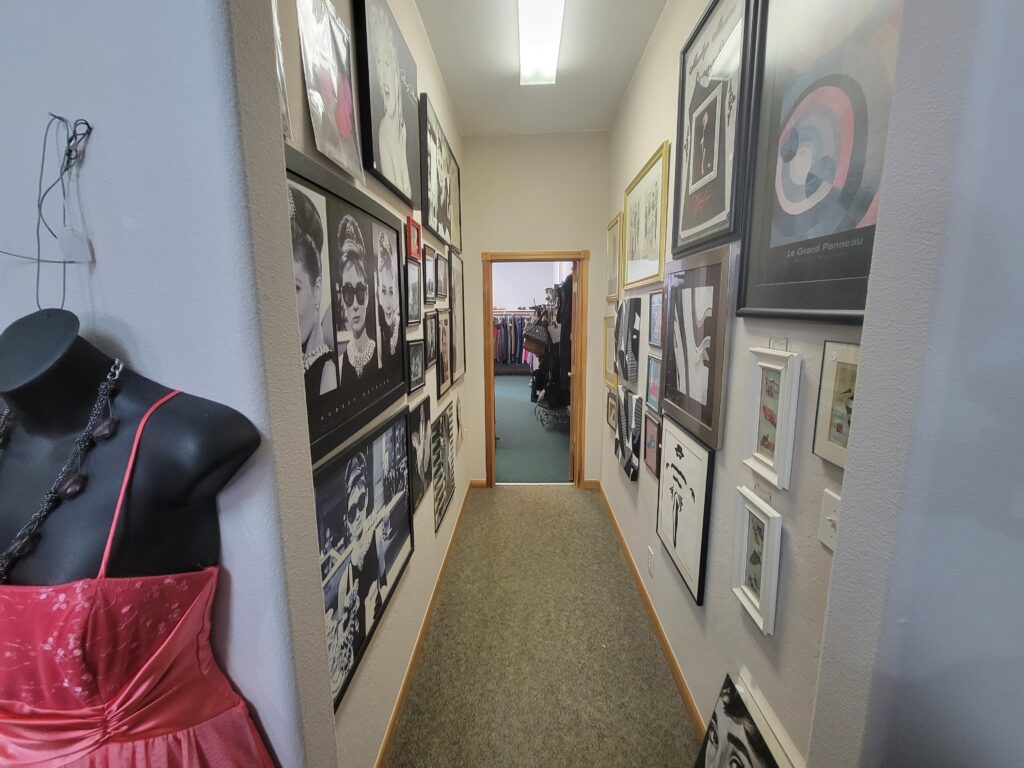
[449,251,466,385]
[352,0,421,208]
[614,298,642,388]
[648,289,664,347]
[436,308,452,398]
[407,339,425,393]
[286,145,408,462]
[419,93,462,249]
[423,244,437,304]
[435,251,449,299]
[671,0,762,258]
[424,310,438,368]
[431,399,456,531]
[408,396,432,514]
[406,259,422,325]
[606,391,617,429]
[314,407,414,709]
[737,0,901,321]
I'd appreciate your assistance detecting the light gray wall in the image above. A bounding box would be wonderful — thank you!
[492,261,570,310]
[807,0,1024,764]
[602,0,856,755]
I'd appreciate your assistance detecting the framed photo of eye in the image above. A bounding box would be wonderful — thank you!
[286,145,409,461]
[662,242,735,450]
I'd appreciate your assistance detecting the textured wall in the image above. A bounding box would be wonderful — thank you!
[461,132,612,482]
[807,0,1024,764]
[601,0,857,756]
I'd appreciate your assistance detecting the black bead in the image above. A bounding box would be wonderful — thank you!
[91,417,119,441]
[58,472,87,499]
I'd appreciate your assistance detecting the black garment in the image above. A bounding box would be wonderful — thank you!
[339,342,374,405]
[304,348,331,435]
[377,305,402,380]
[349,538,383,651]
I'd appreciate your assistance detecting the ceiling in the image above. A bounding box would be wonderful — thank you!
[416,0,667,136]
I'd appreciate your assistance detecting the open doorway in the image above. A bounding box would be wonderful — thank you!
[482,251,590,487]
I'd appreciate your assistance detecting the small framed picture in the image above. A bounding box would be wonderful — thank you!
[606,391,617,429]
[406,260,422,325]
[643,410,660,476]
[742,347,801,490]
[658,416,714,604]
[648,289,663,347]
[645,355,662,413]
[406,216,422,261]
[407,339,425,393]
[436,252,449,299]
[603,314,617,389]
[606,212,621,301]
[424,311,438,368]
[813,341,860,469]
[733,485,782,636]
[423,245,437,304]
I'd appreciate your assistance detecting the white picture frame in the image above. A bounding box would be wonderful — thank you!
[813,340,860,469]
[742,347,801,490]
[733,485,782,636]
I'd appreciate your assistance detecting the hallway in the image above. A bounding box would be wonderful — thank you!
[386,486,699,767]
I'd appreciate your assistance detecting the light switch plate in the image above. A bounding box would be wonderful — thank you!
[819,489,841,551]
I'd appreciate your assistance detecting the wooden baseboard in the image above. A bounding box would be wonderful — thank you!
[580,479,601,490]
[373,482,479,767]
[595,483,707,738]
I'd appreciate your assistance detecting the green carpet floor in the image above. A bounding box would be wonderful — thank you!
[494,375,570,483]
[386,486,700,768]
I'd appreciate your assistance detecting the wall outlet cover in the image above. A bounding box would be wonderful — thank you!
[819,489,841,552]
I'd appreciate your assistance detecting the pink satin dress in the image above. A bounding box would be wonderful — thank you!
[0,392,274,767]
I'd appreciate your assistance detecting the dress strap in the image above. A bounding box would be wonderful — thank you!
[98,390,182,578]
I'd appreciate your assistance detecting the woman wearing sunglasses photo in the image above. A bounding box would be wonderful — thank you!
[335,214,378,400]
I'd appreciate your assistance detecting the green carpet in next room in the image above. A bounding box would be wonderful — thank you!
[494,375,569,483]
[387,485,700,768]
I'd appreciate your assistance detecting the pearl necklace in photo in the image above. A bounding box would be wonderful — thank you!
[348,339,376,377]
[303,344,329,372]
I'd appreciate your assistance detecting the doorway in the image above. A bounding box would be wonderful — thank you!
[482,251,590,487]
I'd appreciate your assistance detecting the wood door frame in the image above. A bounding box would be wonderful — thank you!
[482,250,590,487]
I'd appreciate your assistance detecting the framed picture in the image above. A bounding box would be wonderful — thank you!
[743,347,801,490]
[622,141,670,289]
[696,676,784,767]
[672,0,760,256]
[352,0,420,206]
[739,0,903,320]
[314,408,413,708]
[435,251,449,299]
[645,355,662,413]
[407,339,425,393]
[606,391,617,429]
[662,242,735,450]
[405,260,422,325]
[431,400,456,531]
[424,311,438,368]
[614,297,642,387]
[286,146,407,461]
[733,485,782,635]
[657,416,714,604]
[449,251,466,385]
[409,397,432,514]
[615,385,643,481]
[436,308,452,397]
[603,314,617,389]
[405,216,422,261]
[419,93,462,249]
[423,244,436,304]
[296,0,364,181]
[813,341,859,468]
[643,410,660,476]
[648,289,663,347]
[606,213,622,301]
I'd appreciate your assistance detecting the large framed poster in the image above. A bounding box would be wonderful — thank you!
[449,251,467,385]
[286,146,408,461]
[352,0,420,207]
[662,242,735,450]
[622,141,670,289]
[739,0,903,320]
[419,93,463,250]
[315,408,413,708]
[436,308,452,398]
[672,0,761,256]
[431,400,456,531]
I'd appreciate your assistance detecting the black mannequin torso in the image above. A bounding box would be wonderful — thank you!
[0,310,261,586]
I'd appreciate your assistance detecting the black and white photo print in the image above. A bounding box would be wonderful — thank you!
[436,251,449,299]
[695,676,781,768]
[432,400,456,531]
[407,339,425,393]
[450,252,466,384]
[354,0,420,206]
[424,311,438,367]
[437,308,452,397]
[423,244,437,304]
[315,409,413,708]
[615,386,643,481]
[420,93,462,249]
[409,397,432,513]
[614,297,642,387]
[406,259,422,325]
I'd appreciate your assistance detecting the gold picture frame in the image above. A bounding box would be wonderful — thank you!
[622,140,670,290]
[606,212,622,301]
[603,314,618,389]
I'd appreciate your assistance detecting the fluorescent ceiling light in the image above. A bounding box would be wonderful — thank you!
[518,0,565,85]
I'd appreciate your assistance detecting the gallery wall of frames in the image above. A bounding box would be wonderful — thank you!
[272,0,469,760]
[602,0,898,762]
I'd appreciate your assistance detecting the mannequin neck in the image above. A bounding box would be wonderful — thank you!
[0,311,115,436]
